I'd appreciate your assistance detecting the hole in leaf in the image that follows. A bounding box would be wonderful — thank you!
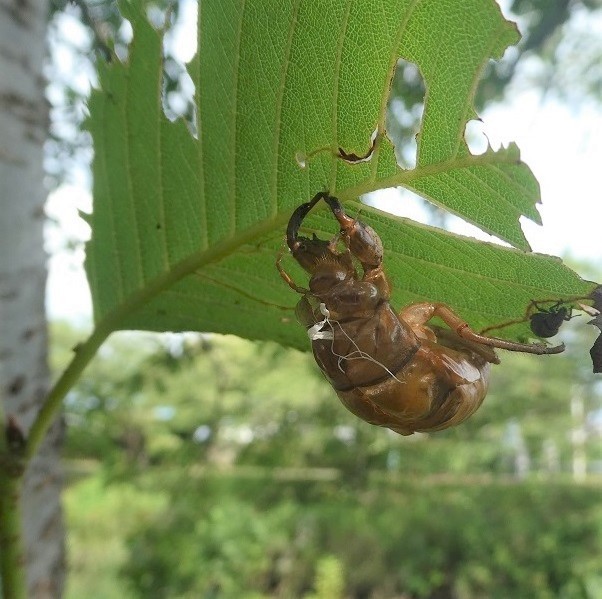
[362,188,436,226]
[464,119,490,155]
[114,16,133,62]
[386,58,425,169]
[161,0,198,134]
[146,4,167,29]
[363,187,510,248]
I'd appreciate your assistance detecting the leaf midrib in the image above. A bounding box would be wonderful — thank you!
[231,0,246,235]
[272,0,303,218]
[340,148,524,200]
[96,211,290,334]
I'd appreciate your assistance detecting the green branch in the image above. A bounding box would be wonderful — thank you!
[26,211,290,459]
[0,476,27,599]
[25,327,111,459]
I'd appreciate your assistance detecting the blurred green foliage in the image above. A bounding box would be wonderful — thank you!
[118,476,602,598]
[55,316,602,598]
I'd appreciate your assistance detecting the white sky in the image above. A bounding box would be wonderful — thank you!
[45,3,602,323]
[372,94,602,262]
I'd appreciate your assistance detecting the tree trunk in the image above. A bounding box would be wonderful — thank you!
[0,1,65,596]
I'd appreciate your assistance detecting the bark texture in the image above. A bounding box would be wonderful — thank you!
[0,0,65,596]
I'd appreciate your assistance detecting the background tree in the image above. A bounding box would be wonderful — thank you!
[0,1,65,597]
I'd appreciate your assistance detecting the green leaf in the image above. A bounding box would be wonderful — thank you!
[85,0,595,351]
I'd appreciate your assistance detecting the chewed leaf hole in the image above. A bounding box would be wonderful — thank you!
[465,119,491,155]
[161,2,198,133]
[387,58,425,169]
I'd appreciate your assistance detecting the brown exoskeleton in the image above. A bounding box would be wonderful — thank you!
[277,192,564,435]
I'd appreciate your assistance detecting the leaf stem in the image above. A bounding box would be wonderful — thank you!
[25,325,111,459]
[26,211,292,459]
[0,475,27,599]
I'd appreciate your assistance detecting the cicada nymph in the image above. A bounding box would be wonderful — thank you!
[277,192,563,435]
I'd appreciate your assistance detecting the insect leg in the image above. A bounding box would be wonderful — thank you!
[437,303,565,355]
[401,302,565,355]
[322,194,384,269]
[276,247,309,294]
[478,299,548,335]
[480,297,586,335]
[319,193,392,297]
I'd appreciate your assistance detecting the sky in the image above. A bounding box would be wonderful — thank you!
[371,93,602,262]
[44,3,602,324]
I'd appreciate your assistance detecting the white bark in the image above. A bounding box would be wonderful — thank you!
[0,0,65,596]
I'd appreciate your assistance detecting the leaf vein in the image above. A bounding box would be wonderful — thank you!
[272,0,303,216]
[124,65,147,287]
[232,0,247,234]
[329,0,353,190]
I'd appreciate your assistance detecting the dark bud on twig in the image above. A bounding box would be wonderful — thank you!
[6,416,26,453]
